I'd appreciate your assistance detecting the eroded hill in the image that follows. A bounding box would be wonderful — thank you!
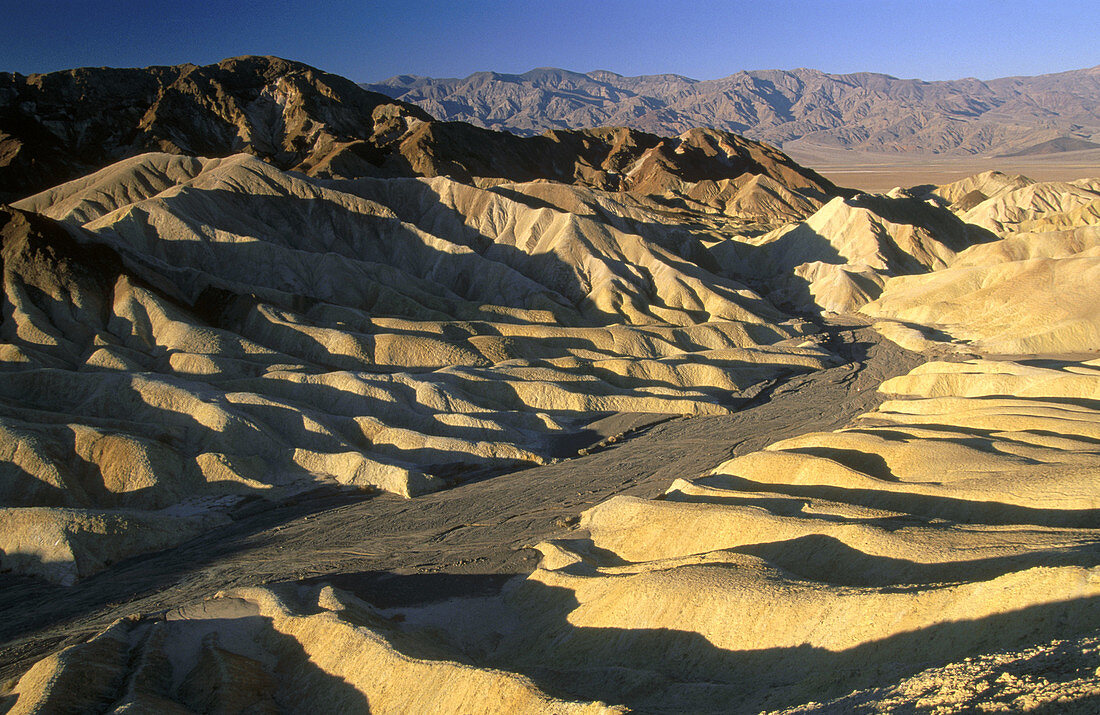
[0,150,841,585]
[2,57,1099,715]
[0,56,841,220]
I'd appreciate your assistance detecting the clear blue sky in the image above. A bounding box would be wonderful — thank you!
[3,0,1096,82]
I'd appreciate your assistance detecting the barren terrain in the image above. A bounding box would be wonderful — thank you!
[0,319,918,683]
[785,144,1100,192]
[1,56,1099,714]
[367,65,1100,159]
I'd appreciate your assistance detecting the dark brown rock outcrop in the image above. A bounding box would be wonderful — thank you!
[0,57,841,212]
[0,56,431,199]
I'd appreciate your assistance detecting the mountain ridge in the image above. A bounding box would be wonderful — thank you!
[364,64,1100,157]
[0,56,840,218]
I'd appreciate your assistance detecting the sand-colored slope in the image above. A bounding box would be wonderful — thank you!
[23,152,797,327]
[864,225,1100,354]
[327,173,795,326]
[3,586,622,714]
[12,153,213,225]
[928,170,1100,235]
[862,171,1100,355]
[699,359,1100,515]
[0,507,229,586]
[959,178,1100,234]
[712,192,988,313]
[492,354,1100,710]
[8,354,1098,712]
[931,169,1036,208]
[1,154,833,582]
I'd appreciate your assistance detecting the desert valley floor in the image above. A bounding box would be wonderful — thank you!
[0,57,1099,713]
[785,145,1100,195]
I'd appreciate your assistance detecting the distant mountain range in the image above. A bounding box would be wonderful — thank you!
[364,66,1100,157]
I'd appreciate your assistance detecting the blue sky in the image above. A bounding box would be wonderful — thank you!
[3,0,1096,82]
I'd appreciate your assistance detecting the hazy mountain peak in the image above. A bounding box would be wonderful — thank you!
[366,64,1100,156]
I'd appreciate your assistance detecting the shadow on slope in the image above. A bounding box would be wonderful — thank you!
[711,194,1002,316]
[0,486,373,646]
[321,571,1100,713]
[693,474,1100,528]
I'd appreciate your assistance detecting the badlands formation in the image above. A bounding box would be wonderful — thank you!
[0,57,1099,713]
